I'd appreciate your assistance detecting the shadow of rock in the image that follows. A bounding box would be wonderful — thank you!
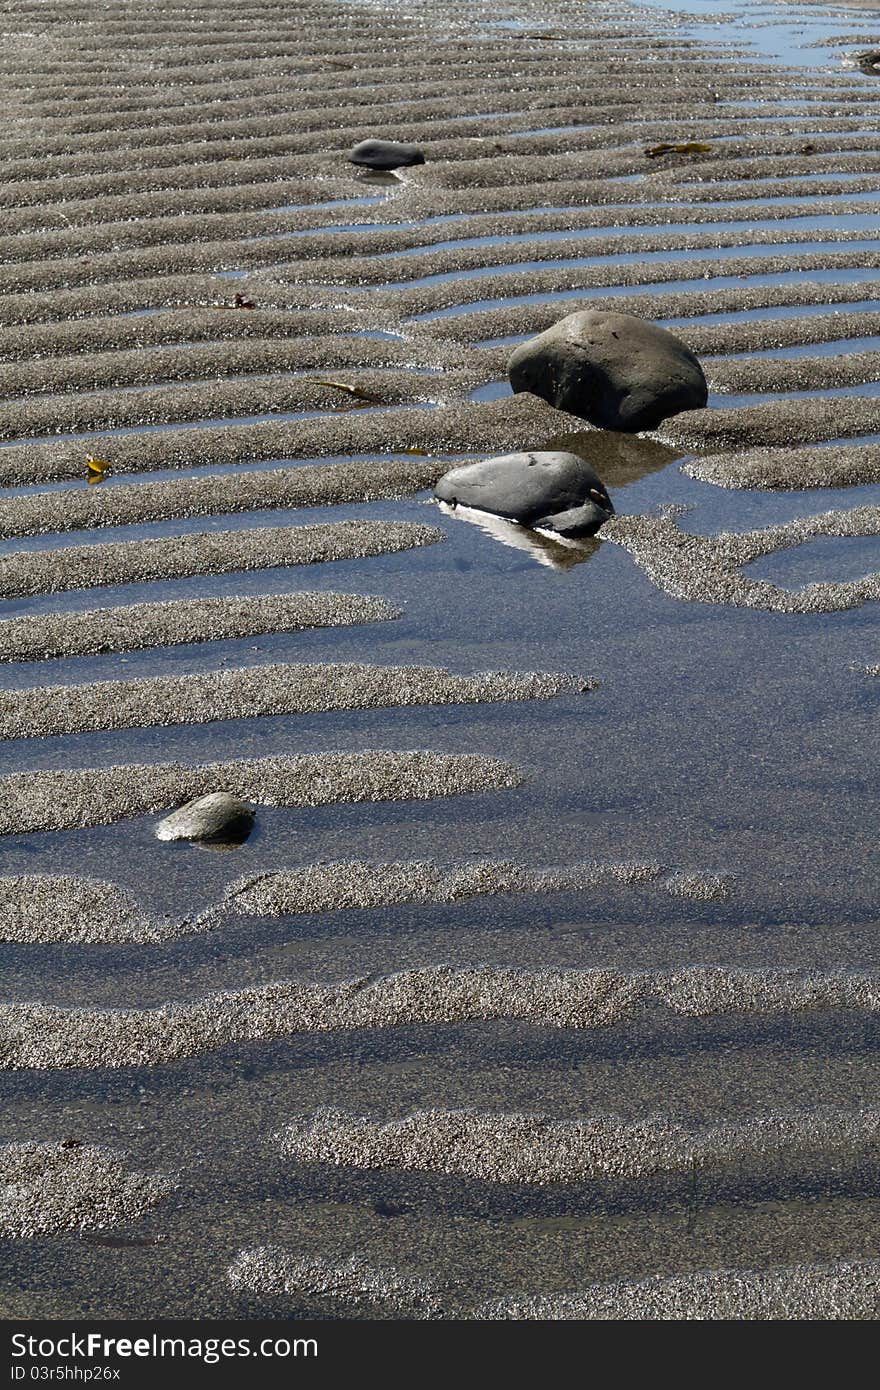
[194,833,254,854]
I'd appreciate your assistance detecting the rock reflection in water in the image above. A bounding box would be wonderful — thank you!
[544,428,681,489]
[436,500,599,570]
[356,169,404,186]
[435,429,681,568]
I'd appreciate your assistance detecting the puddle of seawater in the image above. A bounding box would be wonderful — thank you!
[628,0,879,69]
[415,268,880,323]
[381,212,880,261]
[383,239,880,292]
[435,501,599,572]
[469,381,514,403]
[746,535,880,587]
[0,400,434,451]
[720,335,880,359]
[709,380,880,406]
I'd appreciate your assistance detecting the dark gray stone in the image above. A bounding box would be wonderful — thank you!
[434,450,614,536]
[348,139,426,170]
[508,310,708,432]
[155,792,255,845]
[851,50,880,76]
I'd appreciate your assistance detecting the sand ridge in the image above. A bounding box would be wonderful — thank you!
[3,964,879,1070]
[0,592,401,662]
[0,750,523,836]
[0,519,445,598]
[605,506,880,611]
[0,662,592,741]
[0,858,730,944]
[275,1105,880,1183]
[1,1141,175,1237]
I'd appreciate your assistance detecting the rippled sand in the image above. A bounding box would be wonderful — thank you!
[2,0,880,1323]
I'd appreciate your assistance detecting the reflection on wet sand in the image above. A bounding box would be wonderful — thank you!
[543,428,682,488]
[436,500,599,569]
[356,170,405,186]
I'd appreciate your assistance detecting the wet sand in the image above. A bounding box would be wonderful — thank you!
[2,0,880,1323]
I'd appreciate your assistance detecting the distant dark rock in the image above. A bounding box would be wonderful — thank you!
[850,49,880,75]
[348,139,425,170]
[508,310,707,432]
[434,450,614,537]
[155,792,255,845]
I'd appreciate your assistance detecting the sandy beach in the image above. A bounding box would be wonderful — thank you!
[1,0,880,1322]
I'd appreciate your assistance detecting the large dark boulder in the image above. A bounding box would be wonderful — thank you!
[508,310,707,432]
[348,139,425,170]
[434,450,614,537]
